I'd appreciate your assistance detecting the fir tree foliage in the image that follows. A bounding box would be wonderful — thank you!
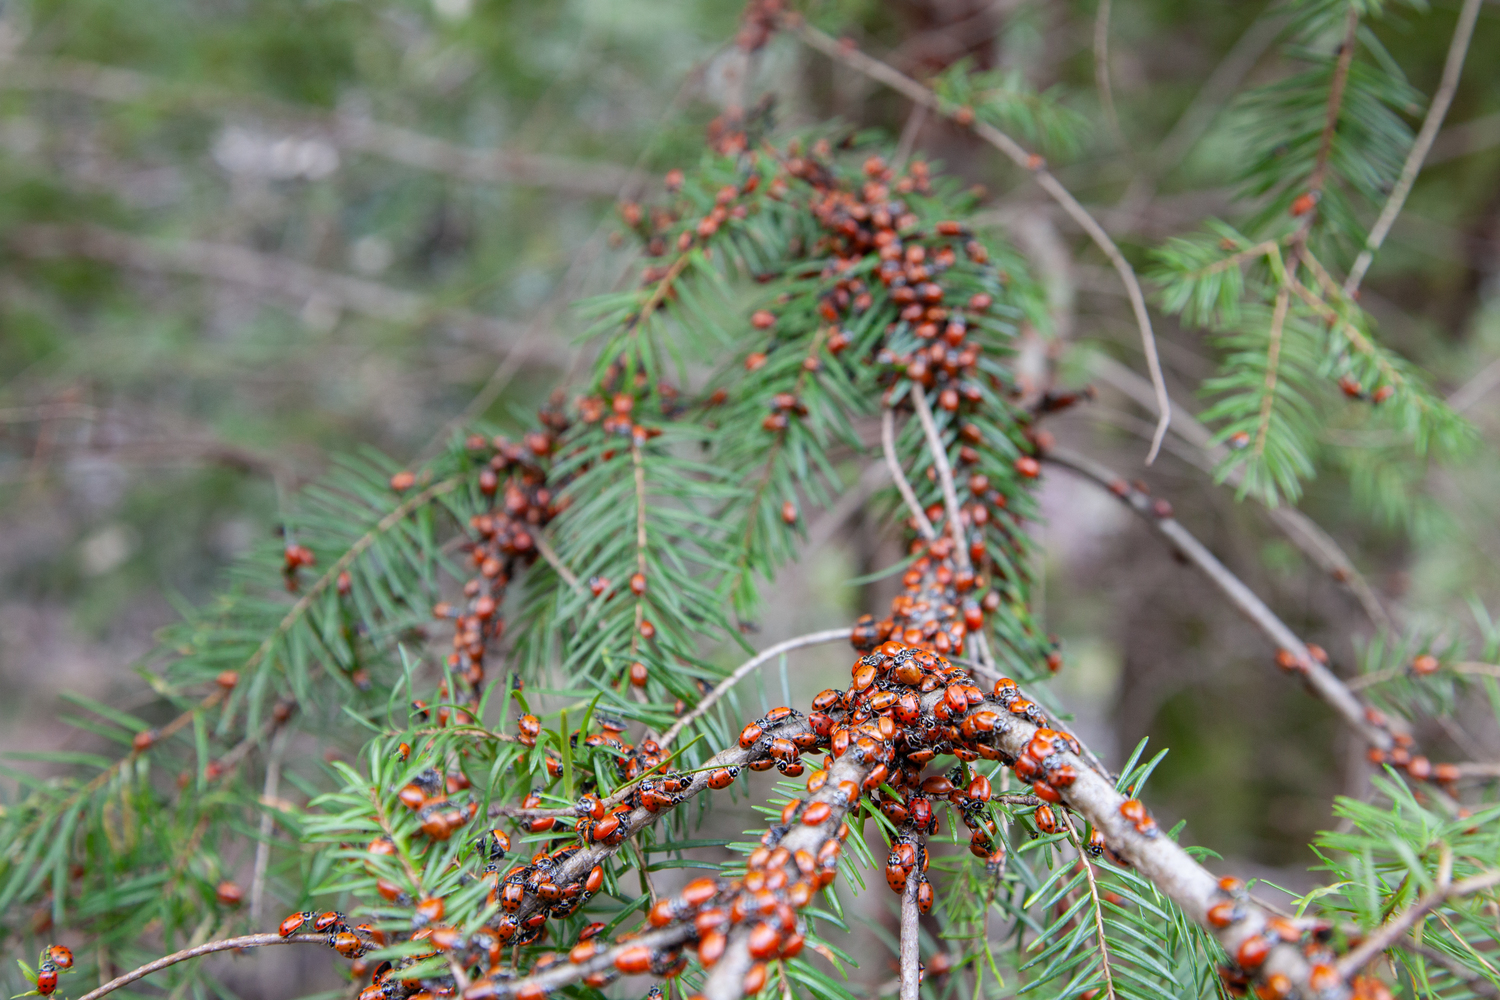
[1150,0,1474,509]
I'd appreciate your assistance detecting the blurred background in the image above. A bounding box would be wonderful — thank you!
[2,0,1499,989]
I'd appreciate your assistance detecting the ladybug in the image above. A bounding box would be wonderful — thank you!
[35,964,57,996]
[280,911,316,937]
[45,947,72,971]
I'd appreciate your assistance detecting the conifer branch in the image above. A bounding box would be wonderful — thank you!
[73,934,328,1000]
[658,627,853,748]
[1062,812,1116,1000]
[242,476,462,677]
[883,408,936,541]
[1334,868,1500,979]
[790,20,1172,463]
[1253,285,1292,458]
[533,533,580,591]
[1344,0,1484,295]
[1296,6,1360,237]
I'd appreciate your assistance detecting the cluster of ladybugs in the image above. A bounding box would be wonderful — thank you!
[734,147,1045,643]
[1207,878,1396,1000]
[278,909,387,958]
[25,945,72,996]
[429,408,571,701]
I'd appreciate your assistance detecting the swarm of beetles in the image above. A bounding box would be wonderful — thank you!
[267,123,1395,1000]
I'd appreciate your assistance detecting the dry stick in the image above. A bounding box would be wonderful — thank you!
[1043,446,1394,751]
[792,22,1171,464]
[899,856,922,1000]
[73,934,327,1000]
[1086,353,1393,632]
[883,408,937,541]
[1343,0,1484,295]
[1334,869,1500,979]
[658,627,853,748]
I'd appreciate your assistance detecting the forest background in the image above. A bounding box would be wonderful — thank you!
[2,0,1500,997]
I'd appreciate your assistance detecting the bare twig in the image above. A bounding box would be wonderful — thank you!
[73,934,326,1000]
[910,389,970,569]
[883,408,936,541]
[1043,446,1394,751]
[1335,869,1500,979]
[899,849,923,1000]
[1343,0,1484,295]
[658,627,853,748]
[792,22,1172,463]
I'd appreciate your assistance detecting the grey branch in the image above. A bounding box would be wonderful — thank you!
[1044,445,1394,752]
[73,934,328,1000]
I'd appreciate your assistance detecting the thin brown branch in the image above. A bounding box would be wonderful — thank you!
[658,627,853,748]
[1335,869,1500,978]
[241,476,463,677]
[1043,445,1394,751]
[1304,8,1360,212]
[883,408,936,541]
[1343,0,1483,294]
[73,934,326,1000]
[910,389,970,569]
[792,21,1171,463]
